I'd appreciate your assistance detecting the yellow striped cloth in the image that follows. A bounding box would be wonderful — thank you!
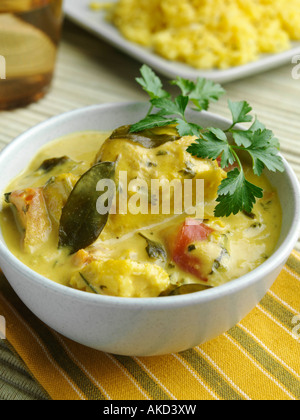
[1,251,300,401]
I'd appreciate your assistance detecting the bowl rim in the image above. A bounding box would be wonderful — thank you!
[0,102,299,309]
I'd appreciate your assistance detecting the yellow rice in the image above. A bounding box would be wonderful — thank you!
[109,0,300,69]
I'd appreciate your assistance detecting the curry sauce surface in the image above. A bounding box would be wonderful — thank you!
[0,130,282,297]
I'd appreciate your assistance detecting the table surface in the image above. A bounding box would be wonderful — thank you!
[0,19,300,400]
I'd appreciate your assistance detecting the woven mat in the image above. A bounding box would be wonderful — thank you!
[0,20,300,400]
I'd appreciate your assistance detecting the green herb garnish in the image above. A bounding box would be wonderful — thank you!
[130,65,285,217]
[130,65,225,135]
[79,273,101,295]
[139,233,167,262]
[187,102,284,217]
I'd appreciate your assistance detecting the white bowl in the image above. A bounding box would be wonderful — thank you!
[0,102,299,356]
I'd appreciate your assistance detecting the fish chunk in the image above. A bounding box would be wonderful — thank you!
[7,188,52,253]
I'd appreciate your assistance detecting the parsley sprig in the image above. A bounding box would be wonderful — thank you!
[131,65,285,217]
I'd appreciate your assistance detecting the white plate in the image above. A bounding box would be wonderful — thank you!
[64,0,300,83]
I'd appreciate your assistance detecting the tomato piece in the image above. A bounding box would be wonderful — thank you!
[172,219,213,281]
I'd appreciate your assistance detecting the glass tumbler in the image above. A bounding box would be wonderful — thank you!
[0,0,63,110]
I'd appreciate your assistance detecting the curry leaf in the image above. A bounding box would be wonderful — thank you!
[112,125,180,148]
[37,156,71,173]
[139,233,167,262]
[169,284,213,296]
[129,115,178,133]
[4,192,11,204]
[59,162,116,254]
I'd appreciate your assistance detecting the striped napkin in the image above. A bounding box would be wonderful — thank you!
[0,251,300,401]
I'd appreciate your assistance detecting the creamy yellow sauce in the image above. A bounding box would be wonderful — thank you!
[0,130,282,298]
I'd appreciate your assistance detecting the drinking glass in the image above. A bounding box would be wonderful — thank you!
[0,0,63,110]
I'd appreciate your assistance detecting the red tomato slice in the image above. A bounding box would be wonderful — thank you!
[172,219,213,281]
